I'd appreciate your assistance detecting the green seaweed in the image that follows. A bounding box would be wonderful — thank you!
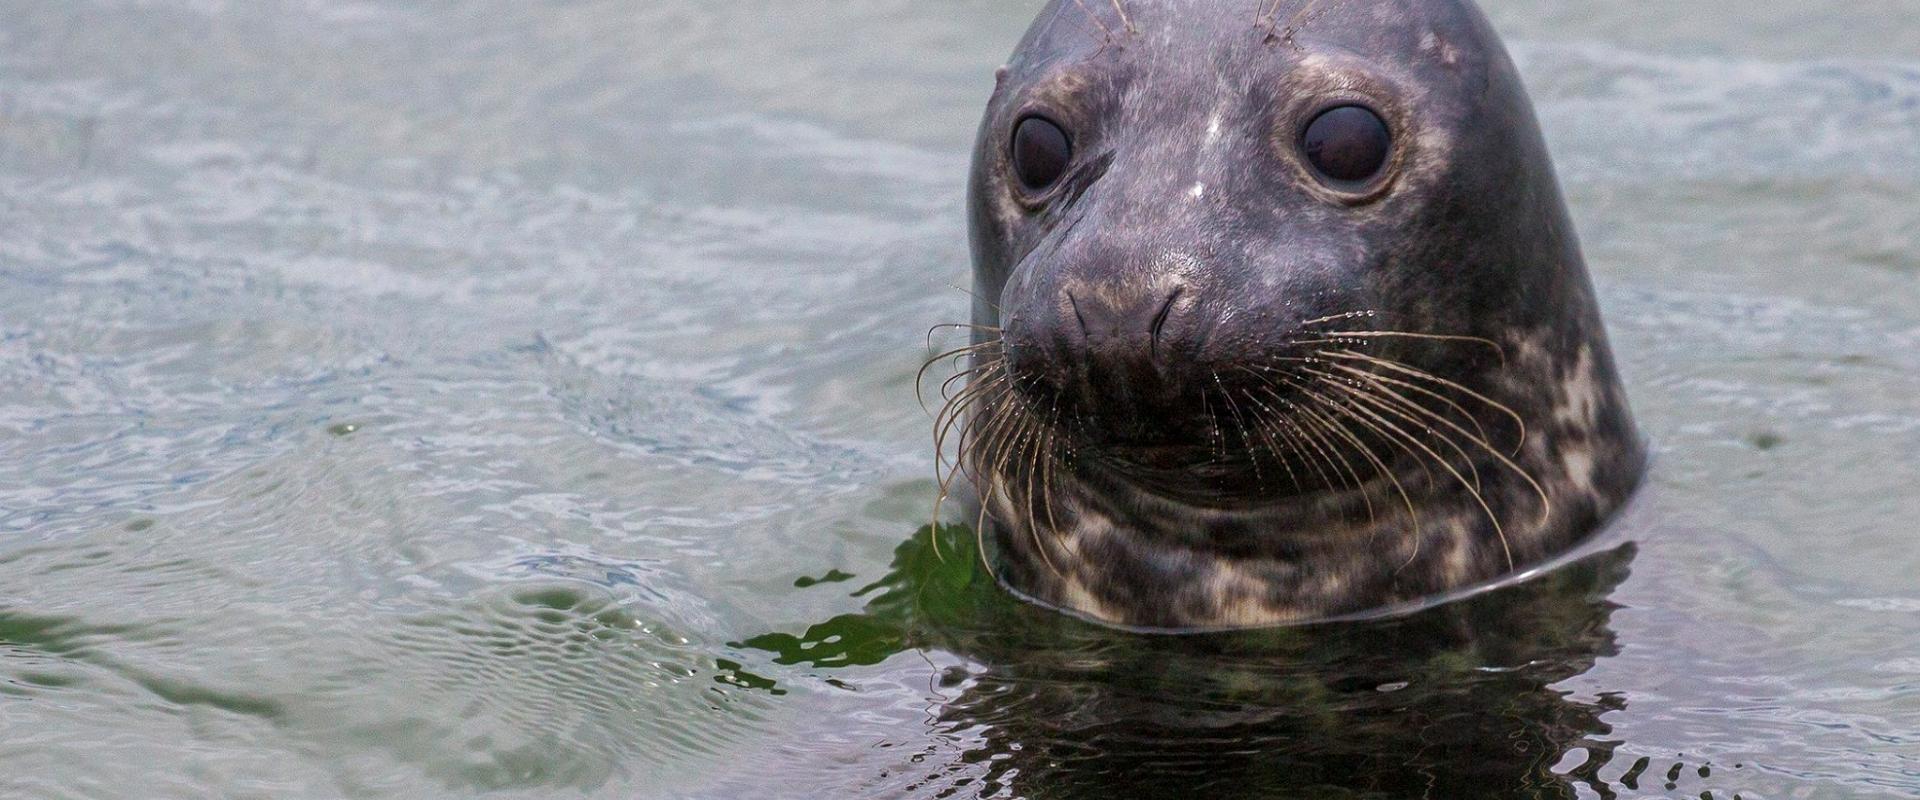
[733,521,1644,799]
[736,524,1012,672]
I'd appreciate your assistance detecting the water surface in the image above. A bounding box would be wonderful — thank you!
[2,1,1918,797]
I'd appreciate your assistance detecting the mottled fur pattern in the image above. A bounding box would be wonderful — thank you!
[982,331,1642,629]
[952,0,1645,629]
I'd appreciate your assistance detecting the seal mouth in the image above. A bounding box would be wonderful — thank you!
[926,320,1540,519]
[1040,372,1351,506]
[1098,442,1205,464]
[1089,441,1228,475]
[1081,432,1347,506]
[1067,412,1215,457]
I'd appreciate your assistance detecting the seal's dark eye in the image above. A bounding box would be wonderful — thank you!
[1302,105,1392,185]
[1012,116,1073,191]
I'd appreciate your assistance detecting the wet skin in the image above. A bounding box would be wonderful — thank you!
[947,0,1645,628]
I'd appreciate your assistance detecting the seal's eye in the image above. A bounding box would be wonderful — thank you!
[1302,105,1392,185]
[1012,116,1073,191]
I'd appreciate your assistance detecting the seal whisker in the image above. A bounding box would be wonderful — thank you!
[942,379,1023,564]
[938,352,1011,403]
[1068,0,1120,45]
[965,382,1027,487]
[920,334,998,367]
[1306,360,1488,491]
[1001,405,1042,566]
[935,398,998,505]
[936,357,1070,580]
[1315,358,1553,526]
[1254,0,1290,32]
[922,323,1002,358]
[1259,377,1428,560]
[973,480,1002,583]
[918,339,1003,414]
[952,393,1012,490]
[971,381,1052,575]
[1281,386,1393,507]
[1286,376,1435,487]
[1281,406,1352,498]
[1281,398,1377,522]
[1320,380,1516,572]
[1299,409,1378,525]
[1296,391,1425,567]
[1108,0,1137,34]
[947,282,1005,315]
[1313,362,1496,486]
[939,366,992,406]
[932,366,1017,562]
[934,366,1014,490]
[1040,400,1074,559]
[1226,378,1305,494]
[926,322,1002,336]
[933,367,1009,467]
[1324,350,1530,456]
[1316,359,1495,451]
[938,351,1007,402]
[1297,330,1507,366]
[1246,411,1308,496]
[1238,365,1362,502]
[1200,387,1225,461]
[1019,415,1066,580]
[979,376,1045,485]
[933,385,976,480]
[1237,392,1326,506]
[934,411,987,562]
[1212,370,1267,490]
[1300,310,1380,327]
[1281,0,1335,40]
[928,342,1003,371]
[1261,383,1420,557]
[1315,367,1485,492]
[1011,415,1043,568]
[1240,368,1370,500]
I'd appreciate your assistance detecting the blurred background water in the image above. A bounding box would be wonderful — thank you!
[1,2,1917,798]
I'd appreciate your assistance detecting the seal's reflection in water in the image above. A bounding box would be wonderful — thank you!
[745,525,1634,799]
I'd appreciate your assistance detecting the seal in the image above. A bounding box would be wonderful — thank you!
[931,0,1646,630]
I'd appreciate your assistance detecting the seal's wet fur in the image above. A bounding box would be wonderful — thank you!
[946,0,1645,629]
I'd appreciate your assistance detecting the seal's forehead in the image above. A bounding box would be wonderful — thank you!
[1008,0,1489,78]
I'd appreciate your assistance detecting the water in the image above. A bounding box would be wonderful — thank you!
[1,2,1916,798]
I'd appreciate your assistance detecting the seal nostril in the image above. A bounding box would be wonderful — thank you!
[1149,287,1183,357]
[1068,291,1090,337]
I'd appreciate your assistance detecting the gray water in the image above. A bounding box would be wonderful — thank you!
[2,2,1918,798]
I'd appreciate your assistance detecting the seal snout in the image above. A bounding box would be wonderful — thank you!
[1002,274,1208,450]
[1065,285,1186,360]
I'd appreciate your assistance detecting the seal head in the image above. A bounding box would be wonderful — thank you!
[945,0,1645,629]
